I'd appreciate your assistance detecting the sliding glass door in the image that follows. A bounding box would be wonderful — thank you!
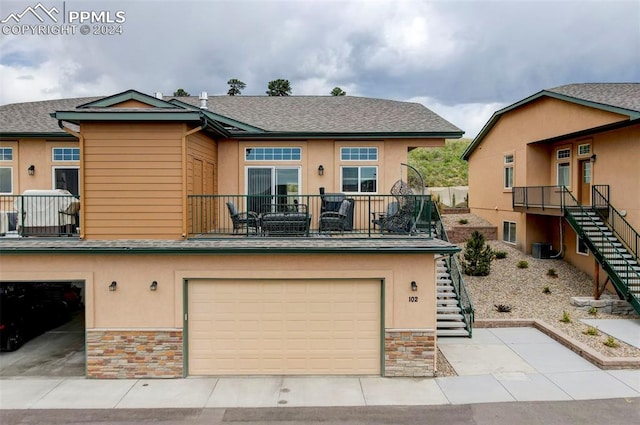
[246,167,300,213]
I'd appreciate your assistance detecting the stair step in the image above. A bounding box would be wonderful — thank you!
[438,329,471,337]
[437,306,462,313]
[437,299,460,305]
[437,279,453,285]
[437,314,464,320]
[437,321,467,328]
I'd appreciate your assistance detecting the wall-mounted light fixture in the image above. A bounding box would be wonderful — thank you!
[109,281,117,291]
[318,165,324,176]
[28,165,35,176]
[150,281,158,291]
[411,281,418,291]
[590,154,597,163]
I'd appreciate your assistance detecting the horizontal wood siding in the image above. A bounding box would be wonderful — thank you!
[82,122,185,239]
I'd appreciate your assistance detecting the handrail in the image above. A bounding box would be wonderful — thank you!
[563,188,639,309]
[432,203,474,336]
[593,185,639,262]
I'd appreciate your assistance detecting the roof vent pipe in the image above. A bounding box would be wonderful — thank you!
[154,92,163,99]
[199,91,208,110]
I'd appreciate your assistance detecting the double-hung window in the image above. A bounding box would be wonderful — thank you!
[503,221,516,244]
[340,147,378,193]
[504,154,514,189]
[0,147,13,194]
[556,148,571,187]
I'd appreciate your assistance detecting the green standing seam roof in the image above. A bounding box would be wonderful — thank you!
[462,83,640,161]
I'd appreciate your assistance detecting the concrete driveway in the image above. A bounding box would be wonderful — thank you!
[0,312,84,377]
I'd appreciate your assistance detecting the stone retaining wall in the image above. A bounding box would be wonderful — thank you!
[447,226,497,243]
[87,329,183,379]
[384,329,436,377]
[571,296,638,316]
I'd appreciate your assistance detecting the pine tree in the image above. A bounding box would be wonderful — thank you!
[462,231,493,276]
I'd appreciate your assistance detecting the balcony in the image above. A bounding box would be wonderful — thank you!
[0,192,80,238]
[512,186,574,216]
[188,194,434,238]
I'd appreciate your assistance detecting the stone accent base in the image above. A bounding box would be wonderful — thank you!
[571,296,638,316]
[384,329,436,377]
[87,329,183,379]
[447,226,497,243]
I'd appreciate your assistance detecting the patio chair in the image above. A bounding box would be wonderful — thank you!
[226,201,259,234]
[371,201,398,230]
[319,199,353,233]
[379,180,416,234]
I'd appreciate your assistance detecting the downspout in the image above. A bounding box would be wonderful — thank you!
[550,217,564,259]
[181,116,207,238]
[58,120,85,239]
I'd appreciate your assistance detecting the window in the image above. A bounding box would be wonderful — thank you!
[504,154,514,189]
[341,166,377,193]
[557,162,570,186]
[340,147,378,161]
[502,221,516,244]
[52,147,80,161]
[0,147,13,161]
[557,148,571,159]
[245,147,301,161]
[578,144,591,156]
[0,167,12,194]
[577,235,589,255]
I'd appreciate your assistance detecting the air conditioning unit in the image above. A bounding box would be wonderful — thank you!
[532,242,552,259]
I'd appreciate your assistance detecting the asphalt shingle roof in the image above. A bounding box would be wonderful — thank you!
[0,94,462,135]
[548,83,640,113]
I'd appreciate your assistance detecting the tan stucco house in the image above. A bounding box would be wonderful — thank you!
[0,90,469,378]
[462,83,640,315]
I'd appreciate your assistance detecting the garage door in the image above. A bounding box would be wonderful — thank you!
[187,279,381,375]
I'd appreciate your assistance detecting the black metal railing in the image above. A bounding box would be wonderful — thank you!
[513,186,567,210]
[432,203,474,336]
[0,194,81,237]
[187,194,432,238]
[593,185,639,262]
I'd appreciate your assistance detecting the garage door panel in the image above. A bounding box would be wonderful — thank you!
[188,279,380,375]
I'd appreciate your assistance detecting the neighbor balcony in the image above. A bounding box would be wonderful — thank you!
[512,186,571,216]
[188,194,434,238]
[0,193,81,238]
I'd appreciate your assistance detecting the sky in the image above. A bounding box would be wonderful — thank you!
[0,0,638,138]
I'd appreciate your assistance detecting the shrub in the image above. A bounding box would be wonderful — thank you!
[588,306,598,316]
[494,250,507,259]
[583,326,599,336]
[494,304,512,313]
[517,260,529,269]
[547,268,558,278]
[560,310,571,323]
[462,231,494,276]
[603,336,618,348]
[542,285,551,294]
[458,218,469,225]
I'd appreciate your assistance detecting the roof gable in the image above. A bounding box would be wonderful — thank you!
[462,83,640,160]
[77,89,180,109]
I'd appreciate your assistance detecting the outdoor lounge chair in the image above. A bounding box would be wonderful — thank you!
[378,180,416,234]
[319,199,353,233]
[226,201,259,234]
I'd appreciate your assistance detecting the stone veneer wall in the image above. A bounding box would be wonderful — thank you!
[384,329,436,377]
[447,226,497,244]
[87,330,183,379]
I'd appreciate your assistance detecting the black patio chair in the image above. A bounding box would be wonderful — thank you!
[226,201,259,234]
[319,199,353,233]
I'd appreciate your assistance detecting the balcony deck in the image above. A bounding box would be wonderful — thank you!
[512,186,569,216]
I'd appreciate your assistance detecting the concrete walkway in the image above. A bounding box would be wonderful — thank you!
[1,327,638,409]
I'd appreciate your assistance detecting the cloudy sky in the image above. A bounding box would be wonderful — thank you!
[0,0,638,138]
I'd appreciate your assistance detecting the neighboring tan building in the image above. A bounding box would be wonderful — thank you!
[462,83,640,315]
[0,90,468,378]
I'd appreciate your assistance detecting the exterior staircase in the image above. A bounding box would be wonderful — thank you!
[563,186,640,315]
[432,205,474,337]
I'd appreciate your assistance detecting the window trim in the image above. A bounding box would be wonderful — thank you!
[340,165,378,194]
[503,154,514,189]
[502,221,516,245]
[576,235,589,256]
[556,148,571,160]
[0,166,13,194]
[244,147,302,162]
[52,147,80,162]
[577,143,591,157]
[340,147,378,161]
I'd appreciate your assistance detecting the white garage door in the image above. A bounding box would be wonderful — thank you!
[187,279,381,375]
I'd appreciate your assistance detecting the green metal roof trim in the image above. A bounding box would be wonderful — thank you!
[529,116,640,145]
[76,89,180,109]
[169,99,266,133]
[51,110,205,123]
[462,89,640,161]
